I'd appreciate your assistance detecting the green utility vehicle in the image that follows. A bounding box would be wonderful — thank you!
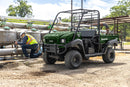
[43,9,119,69]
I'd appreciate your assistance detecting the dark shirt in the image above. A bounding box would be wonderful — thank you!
[103,23,109,29]
[17,36,28,45]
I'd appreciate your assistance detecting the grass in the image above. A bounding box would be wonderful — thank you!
[124,42,130,45]
[126,37,130,42]
[6,18,49,25]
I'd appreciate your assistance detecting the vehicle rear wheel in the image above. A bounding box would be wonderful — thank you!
[43,52,56,64]
[65,50,82,69]
[102,48,115,63]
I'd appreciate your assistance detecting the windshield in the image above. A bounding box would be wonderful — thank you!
[49,9,100,34]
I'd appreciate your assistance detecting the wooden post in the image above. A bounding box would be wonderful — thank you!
[114,19,116,34]
[124,23,127,41]
[117,19,118,34]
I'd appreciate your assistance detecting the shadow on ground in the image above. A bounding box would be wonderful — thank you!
[0,62,19,69]
[39,59,126,76]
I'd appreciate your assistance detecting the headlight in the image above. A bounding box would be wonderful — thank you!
[43,39,45,42]
[61,39,65,43]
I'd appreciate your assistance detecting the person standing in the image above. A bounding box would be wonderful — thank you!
[15,32,42,58]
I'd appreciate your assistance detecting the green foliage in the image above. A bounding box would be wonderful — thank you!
[6,18,49,25]
[6,0,33,17]
[105,0,130,40]
[7,19,27,23]
[61,18,71,22]
[124,41,130,45]
[6,5,17,16]
[106,0,130,17]
[127,30,130,36]
[126,37,130,42]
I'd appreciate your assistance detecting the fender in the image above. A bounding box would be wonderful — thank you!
[66,39,85,55]
[103,38,118,53]
[107,38,118,47]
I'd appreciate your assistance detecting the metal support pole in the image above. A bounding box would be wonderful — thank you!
[91,13,92,30]
[81,0,83,9]
[71,0,73,31]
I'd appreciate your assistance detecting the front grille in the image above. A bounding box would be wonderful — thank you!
[44,44,66,54]
[44,44,57,53]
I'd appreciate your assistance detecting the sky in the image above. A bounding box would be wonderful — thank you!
[0,0,120,20]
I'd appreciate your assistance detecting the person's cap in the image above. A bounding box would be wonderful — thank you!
[20,32,25,36]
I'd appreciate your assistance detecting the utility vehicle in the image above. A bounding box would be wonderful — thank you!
[43,9,119,69]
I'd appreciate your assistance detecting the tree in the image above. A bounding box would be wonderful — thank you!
[105,0,130,38]
[6,0,33,17]
[106,0,130,17]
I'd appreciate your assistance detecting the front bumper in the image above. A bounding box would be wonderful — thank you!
[43,44,67,54]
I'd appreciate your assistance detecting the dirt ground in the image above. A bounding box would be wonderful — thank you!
[0,52,130,87]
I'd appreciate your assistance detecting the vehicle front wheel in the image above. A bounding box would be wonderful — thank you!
[43,52,56,64]
[102,48,115,63]
[65,50,82,69]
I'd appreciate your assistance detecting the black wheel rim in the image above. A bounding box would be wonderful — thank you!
[71,55,81,67]
[48,58,56,63]
[110,52,114,60]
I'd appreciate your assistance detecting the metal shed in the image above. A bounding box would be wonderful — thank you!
[100,15,130,35]
[100,15,130,49]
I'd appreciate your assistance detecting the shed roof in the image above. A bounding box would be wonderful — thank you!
[100,15,130,25]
